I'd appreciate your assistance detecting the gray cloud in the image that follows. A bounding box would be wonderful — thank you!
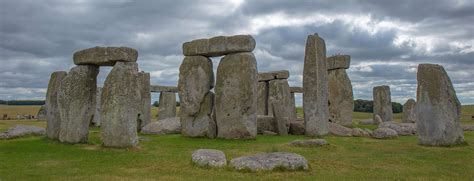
[0,0,473,105]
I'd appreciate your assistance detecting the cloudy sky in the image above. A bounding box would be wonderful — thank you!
[1,0,473,105]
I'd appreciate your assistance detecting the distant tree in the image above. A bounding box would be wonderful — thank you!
[2,100,45,105]
[153,101,159,107]
[354,99,402,113]
[176,102,180,106]
[392,102,403,113]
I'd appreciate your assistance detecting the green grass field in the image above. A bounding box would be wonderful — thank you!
[1,105,473,180]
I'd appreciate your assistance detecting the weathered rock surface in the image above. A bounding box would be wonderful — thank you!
[230,152,308,172]
[289,139,327,146]
[0,125,45,139]
[183,35,256,57]
[271,100,289,136]
[258,70,290,81]
[289,92,297,119]
[327,55,350,70]
[192,149,227,168]
[73,46,138,66]
[178,55,215,138]
[101,62,140,147]
[289,87,303,93]
[328,68,353,126]
[269,79,294,123]
[303,34,329,136]
[257,81,268,115]
[141,117,181,135]
[37,105,47,121]
[257,115,276,134]
[289,118,305,135]
[378,121,416,136]
[150,85,178,93]
[180,92,216,138]
[462,125,474,131]
[263,130,278,135]
[178,56,213,116]
[359,119,374,125]
[373,85,393,122]
[216,52,258,139]
[415,64,465,146]
[372,128,398,139]
[374,115,383,125]
[158,92,177,120]
[329,122,353,137]
[351,128,371,137]
[91,87,102,127]
[402,99,416,123]
[138,72,151,130]
[45,71,67,139]
[58,65,98,143]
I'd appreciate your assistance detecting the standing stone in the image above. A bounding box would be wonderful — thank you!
[178,55,215,138]
[268,79,293,125]
[216,52,258,139]
[415,64,465,146]
[91,87,102,127]
[101,62,141,147]
[45,71,67,139]
[303,34,329,136]
[327,55,353,126]
[138,72,151,130]
[271,99,288,136]
[373,85,393,122]
[37,105,47,121]
[157,92,177,120]
[257,81,268,115]
[289,92,297,119]
[402,99,416,123]
[58,65,98,143]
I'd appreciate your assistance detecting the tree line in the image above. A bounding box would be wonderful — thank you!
[353,99,403,113]
[0,100,45,105]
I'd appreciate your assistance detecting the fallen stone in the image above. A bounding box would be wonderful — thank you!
[150,85,178,93]
[157,92,177,120]
[378,121,416,136]
[372,128,398,139]
[45,71,67,140]
[216,52,258,139]
[327,55,350,70]
[183,35,256,57]
[73,46,138,66]
[138,72,151,130]
[329,122,352,137]
[101,62,140,147]
[328,67,353,126]
[288,139,327,146]
[415,64,465,146]
[402,99,416,123]
[258,70,290,81]
[141,117,181,135]
[0,125,45,139]
[289,119,305,135]
[373,85,393,122]
[462,125,474,131]
[303,33,329,136]
[257,115,276,134]
[351,128,371,137]
[230,152,308,172]
[58,65,99,144]
[192,149,227,168]
[263,130,278,136]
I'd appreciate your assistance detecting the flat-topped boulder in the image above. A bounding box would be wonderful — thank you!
[0,125,45,139]
[230,152,308,172]
[258,70,290,81]
[289,139,328,147]
[379,121,416,136]
[289,87,303,93]
[141,117,181,135]
[372,128,398,139]
[192,149,227,168]
[327,55,350,70]
[183,35,256,57]
[150,85,179,93]
[73,46,138,66]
